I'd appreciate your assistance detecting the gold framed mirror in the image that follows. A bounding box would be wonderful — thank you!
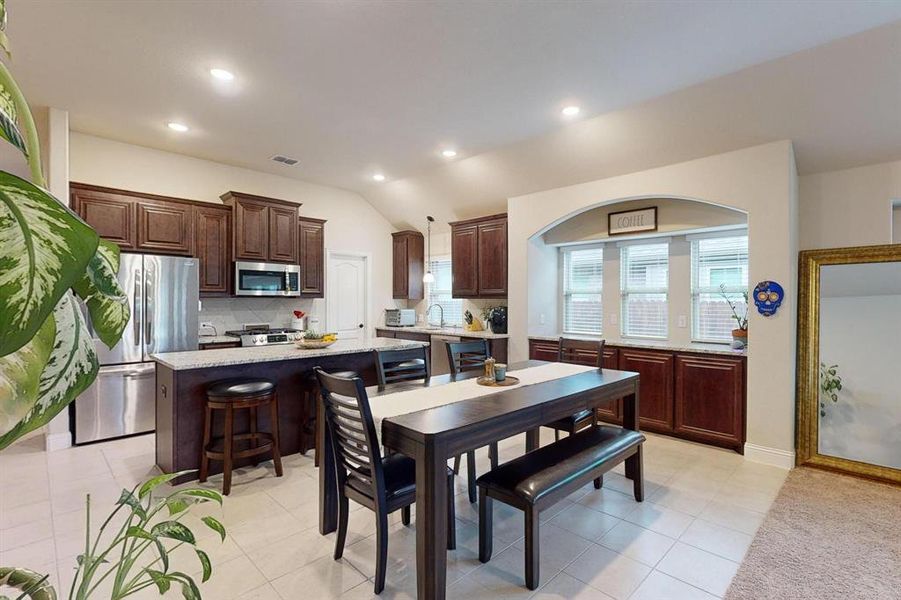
[797,244,901,484]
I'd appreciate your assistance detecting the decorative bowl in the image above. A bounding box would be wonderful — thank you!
[294,339,337,349]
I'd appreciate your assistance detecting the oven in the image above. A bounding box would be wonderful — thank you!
[234,261,301,297]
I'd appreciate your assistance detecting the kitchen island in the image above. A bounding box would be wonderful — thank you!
[151,336,429,480]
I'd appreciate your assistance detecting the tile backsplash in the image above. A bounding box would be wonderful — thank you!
[198,297,324,335]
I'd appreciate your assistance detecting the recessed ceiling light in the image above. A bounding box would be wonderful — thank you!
[561,106,581,117]
[210,68,235,81]
[372,173,386,182]
[167,122,189,132]
[441,149,458,158]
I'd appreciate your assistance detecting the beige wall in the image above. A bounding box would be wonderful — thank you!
[542,197,746,245]
[68,133,401,329]
[799,159,901,250]
[509,141,798,464]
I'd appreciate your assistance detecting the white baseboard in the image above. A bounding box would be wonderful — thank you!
[744,443,795,469]
[45,431,72,452]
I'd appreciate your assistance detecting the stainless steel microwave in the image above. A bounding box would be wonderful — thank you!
[234,261,301,297]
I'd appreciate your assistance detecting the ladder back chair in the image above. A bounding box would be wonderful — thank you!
[543,338,605,441]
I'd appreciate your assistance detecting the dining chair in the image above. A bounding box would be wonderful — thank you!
[444,339,501,502]
[373,346,430,391]
[315,368,456,594]
[544,338,604,441]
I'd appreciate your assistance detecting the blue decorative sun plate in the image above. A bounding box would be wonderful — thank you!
[753,280,784,316]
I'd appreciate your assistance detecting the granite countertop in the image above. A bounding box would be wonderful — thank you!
[153,336,429,371]
[377,324,509,339]
[198,335,238,345]
[528,334,746,357]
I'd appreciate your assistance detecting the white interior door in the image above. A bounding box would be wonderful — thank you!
[327,253,368,340]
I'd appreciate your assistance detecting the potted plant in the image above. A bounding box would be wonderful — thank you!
[0,3,227,596]
[719,283,749,347]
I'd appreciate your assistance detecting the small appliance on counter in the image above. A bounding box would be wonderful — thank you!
[385,308,416,327]
[225,323,302,346]
[291,310,308,331]
[486,306,508,334]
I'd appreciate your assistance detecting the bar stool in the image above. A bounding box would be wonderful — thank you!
[200,378,284,495]
[300,369,360,466]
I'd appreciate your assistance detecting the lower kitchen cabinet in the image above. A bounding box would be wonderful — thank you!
[674,354,745,449]
[618,348,675,434]
[528,338,745,451]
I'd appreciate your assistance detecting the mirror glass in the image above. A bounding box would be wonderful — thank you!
[817,262,901,469]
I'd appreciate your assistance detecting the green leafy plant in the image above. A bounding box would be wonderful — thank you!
[819,362,843,417]
[0,0,129,450]
[718,283,749,331]
[0,473,227,600]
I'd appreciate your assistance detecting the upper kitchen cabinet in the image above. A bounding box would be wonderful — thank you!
[392,231,424,300]
[221,191,299,264]
[298,217,326,297]
[71,183,194,255]
[450,213,507,298]
[194,204,231,296]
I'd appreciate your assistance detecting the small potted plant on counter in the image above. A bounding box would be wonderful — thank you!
[720,283,749,349]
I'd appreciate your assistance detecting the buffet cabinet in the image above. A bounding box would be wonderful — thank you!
[528,338,746,451]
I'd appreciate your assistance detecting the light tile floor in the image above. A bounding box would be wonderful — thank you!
[0,430,788,599]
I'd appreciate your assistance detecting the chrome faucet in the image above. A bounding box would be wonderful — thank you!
[426,303,445,329]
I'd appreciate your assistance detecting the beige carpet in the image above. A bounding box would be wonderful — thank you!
[726,467,901,600]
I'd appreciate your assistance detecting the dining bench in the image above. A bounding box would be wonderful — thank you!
[476,425,645,590]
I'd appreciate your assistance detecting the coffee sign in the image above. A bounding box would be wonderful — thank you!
[608,207,658,235]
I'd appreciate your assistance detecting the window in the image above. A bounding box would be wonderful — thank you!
[691,235,749,342]
[620,242,669,338]
[561,245,603,335]
[426,256,463,326]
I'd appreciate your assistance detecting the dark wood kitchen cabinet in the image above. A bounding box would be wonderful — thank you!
[194,204,231,296]
[298,217,326,297]
[136,198,194,255]
[221,191,299,263]
[450,213,507,298]
[392,230,424,300]
[618,348,674,433]
[674,354,745,449]
[70,184,136,249]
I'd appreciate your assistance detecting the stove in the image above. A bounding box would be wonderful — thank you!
[225,325,302,347]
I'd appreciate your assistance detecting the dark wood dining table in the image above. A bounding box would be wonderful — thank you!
[317,359,641,600]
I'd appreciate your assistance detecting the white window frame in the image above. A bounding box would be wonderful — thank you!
[689,232,749,344]
[559,243,604,336]
[425,254,463,327]
[619,240,670,340]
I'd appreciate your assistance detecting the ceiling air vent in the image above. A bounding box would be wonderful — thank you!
[270,154,299,166]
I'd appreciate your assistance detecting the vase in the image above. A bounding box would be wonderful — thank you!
[731,328,748,349]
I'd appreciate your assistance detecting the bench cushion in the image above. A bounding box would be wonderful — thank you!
[477,426,644,504]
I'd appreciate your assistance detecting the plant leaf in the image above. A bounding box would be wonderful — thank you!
[138,470,194,499]
[72,239,129,349]
[195,549,212,583]
[0,314,53,440]
[172,573,201,600]
[0,172,98,357]
[176,489,224,505]
[151,521,196,545]
[167,498,190,516]
[118,490,148,520]
[125,525,154,540]
[146,569,171,594]
[201,516,226,542]
[0,92,26,156]
[0,292,98,450]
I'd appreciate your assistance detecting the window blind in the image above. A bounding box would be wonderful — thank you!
[562,246,603,334]
[426,256,463,326]
[620,242,669,338]
[691,235,748,342]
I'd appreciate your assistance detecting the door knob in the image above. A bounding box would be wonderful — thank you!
[358,323,364,328]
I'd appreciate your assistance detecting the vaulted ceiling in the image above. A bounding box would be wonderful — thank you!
[7,1,901,229]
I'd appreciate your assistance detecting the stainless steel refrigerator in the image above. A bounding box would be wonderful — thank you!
[73,253,199,444]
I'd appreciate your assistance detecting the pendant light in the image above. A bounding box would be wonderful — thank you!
[422,215,436,283]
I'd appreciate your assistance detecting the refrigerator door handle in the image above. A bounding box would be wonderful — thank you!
[144,265,154,347]
[133,269,142,346]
